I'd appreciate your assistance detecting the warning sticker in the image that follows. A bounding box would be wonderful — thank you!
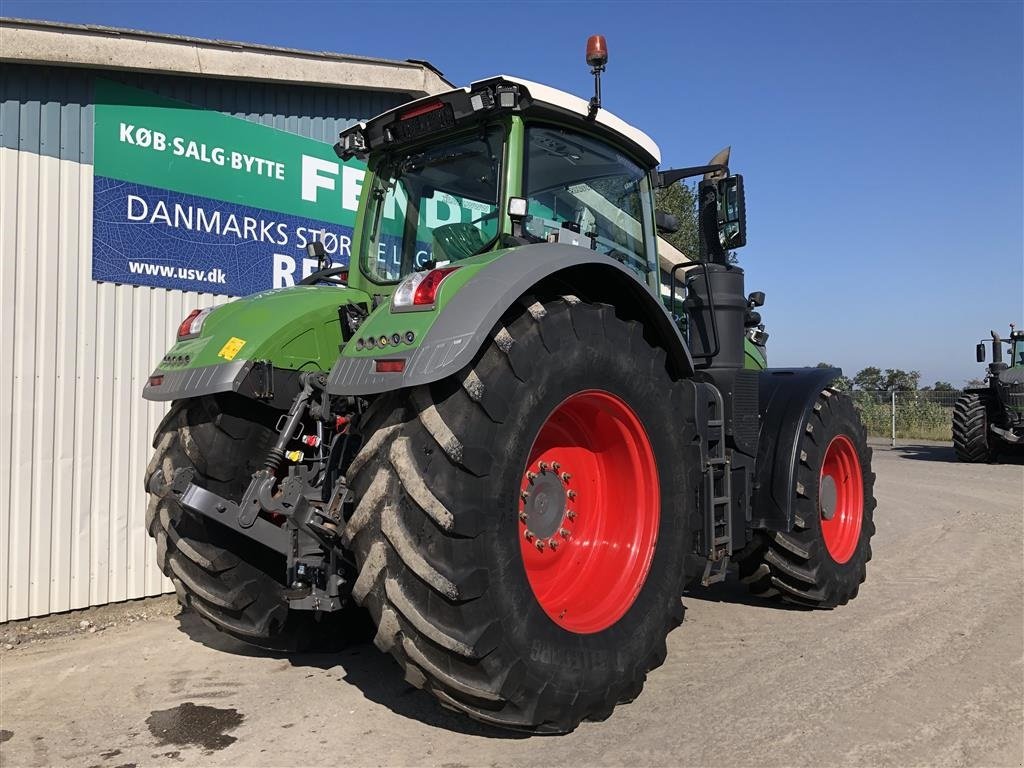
[218,337,246,360]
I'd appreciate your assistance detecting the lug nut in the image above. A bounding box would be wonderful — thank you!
[559,528,571,538]
[539,461,549,472]
[552,462,561,472]
[519,511,528,523]
[520,490,529,501]
[560,472,572,482]
[535,539,545,552]
[548,538,559,550]
[527,471,537,483]
[566,509,576,520]
[567,490,577,500]
[524,530,535,542]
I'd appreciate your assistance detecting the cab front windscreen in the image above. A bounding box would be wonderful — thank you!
[359,126,504,284]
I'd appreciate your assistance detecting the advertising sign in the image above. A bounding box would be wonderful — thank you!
[92,79,366,296]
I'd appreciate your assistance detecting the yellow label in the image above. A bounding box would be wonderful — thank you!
[218,337,246,361]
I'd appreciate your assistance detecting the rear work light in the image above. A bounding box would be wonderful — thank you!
[391,266,461,312]
[177,308,213,340]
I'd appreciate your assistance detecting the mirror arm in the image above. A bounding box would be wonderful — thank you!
[657,164,729,187]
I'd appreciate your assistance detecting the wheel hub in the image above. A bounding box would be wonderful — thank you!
[819,474,838,520]
[523,468,568,540]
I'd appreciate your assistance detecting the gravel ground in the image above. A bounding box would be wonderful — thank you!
[1,440,1022,768]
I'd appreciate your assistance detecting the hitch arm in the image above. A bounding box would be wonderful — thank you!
[149,467,289,555]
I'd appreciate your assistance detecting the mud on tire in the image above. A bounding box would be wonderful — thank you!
[145,394,352,651]
[344,296,700,733]
[738,388,876,608]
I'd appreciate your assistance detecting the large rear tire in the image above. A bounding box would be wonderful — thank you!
[738,388,876,608]
[146,394,351,650]
[952,392,995,463]
[345,296,698,732]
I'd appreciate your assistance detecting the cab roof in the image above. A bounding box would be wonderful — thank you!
[337,75,661,169]
[480,75,661,165]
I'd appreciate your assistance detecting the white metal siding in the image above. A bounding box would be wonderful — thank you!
[1,146,232,620]
[0,64,411,622]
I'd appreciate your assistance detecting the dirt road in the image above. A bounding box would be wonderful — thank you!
[2,441,1022,767]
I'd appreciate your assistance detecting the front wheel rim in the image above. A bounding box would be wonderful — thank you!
[819,434,864,564]
[518,390,660,634]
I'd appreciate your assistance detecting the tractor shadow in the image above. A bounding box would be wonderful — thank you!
[174,610,529,739]
[891,443,958,462]
[683,574,807,611]
[891,443,1024,464]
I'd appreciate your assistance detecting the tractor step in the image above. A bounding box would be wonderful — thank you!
[695,383,733,586]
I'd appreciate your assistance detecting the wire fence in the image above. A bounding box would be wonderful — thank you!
[849,390,961,444]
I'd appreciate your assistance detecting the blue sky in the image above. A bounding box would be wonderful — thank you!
[6,0,1023,385]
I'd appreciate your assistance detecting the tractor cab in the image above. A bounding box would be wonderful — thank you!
[1011,329,1024,367]
[335,71,667,296]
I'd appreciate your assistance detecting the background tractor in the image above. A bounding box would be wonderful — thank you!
[142,37,876,733]
[952,326,1024,462]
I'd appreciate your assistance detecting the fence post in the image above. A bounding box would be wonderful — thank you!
[890,389,896,448]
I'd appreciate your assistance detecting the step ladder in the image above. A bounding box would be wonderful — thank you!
[698,384,732,586]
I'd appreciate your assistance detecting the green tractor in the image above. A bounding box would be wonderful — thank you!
[143,37,876,733]
[952,326,1024,462]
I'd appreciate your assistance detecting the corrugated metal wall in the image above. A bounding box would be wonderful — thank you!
[0,64,409,622]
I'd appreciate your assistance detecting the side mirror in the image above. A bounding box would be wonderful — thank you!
[306,240,329,271]
[655,210,679,234]
[718,174,746,249]
[747,291,765,308]
[976,343,986,363]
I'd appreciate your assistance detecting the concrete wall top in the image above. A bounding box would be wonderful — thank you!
[0,17,453,97]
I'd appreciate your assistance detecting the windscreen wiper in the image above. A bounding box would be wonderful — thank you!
[402,149,482,173]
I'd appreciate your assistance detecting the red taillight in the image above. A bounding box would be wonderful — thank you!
[375,359,406,373]
[400,100,444,120]
[177,309,201,339]
[177,308,212,339]
[413,267,460,306]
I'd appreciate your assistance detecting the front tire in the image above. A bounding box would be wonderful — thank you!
[738,388,876,607]
[345,296,698,732]
[952,392,995,463]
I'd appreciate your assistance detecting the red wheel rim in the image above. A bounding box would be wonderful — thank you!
[819,434,864,564]
[518,390,659,634]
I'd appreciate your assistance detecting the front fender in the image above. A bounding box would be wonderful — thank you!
[143,285,371,404]
[751,367,843,531]
[326,243,695,396]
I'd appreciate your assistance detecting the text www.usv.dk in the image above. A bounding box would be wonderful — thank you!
[127,260,228,284]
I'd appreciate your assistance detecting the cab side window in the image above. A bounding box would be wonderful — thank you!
[523,125,650,278]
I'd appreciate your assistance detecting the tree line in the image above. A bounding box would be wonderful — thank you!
[814,363,982,392]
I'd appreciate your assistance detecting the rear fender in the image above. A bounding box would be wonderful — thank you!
[326,243,695,396]
[751,367,843,531]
